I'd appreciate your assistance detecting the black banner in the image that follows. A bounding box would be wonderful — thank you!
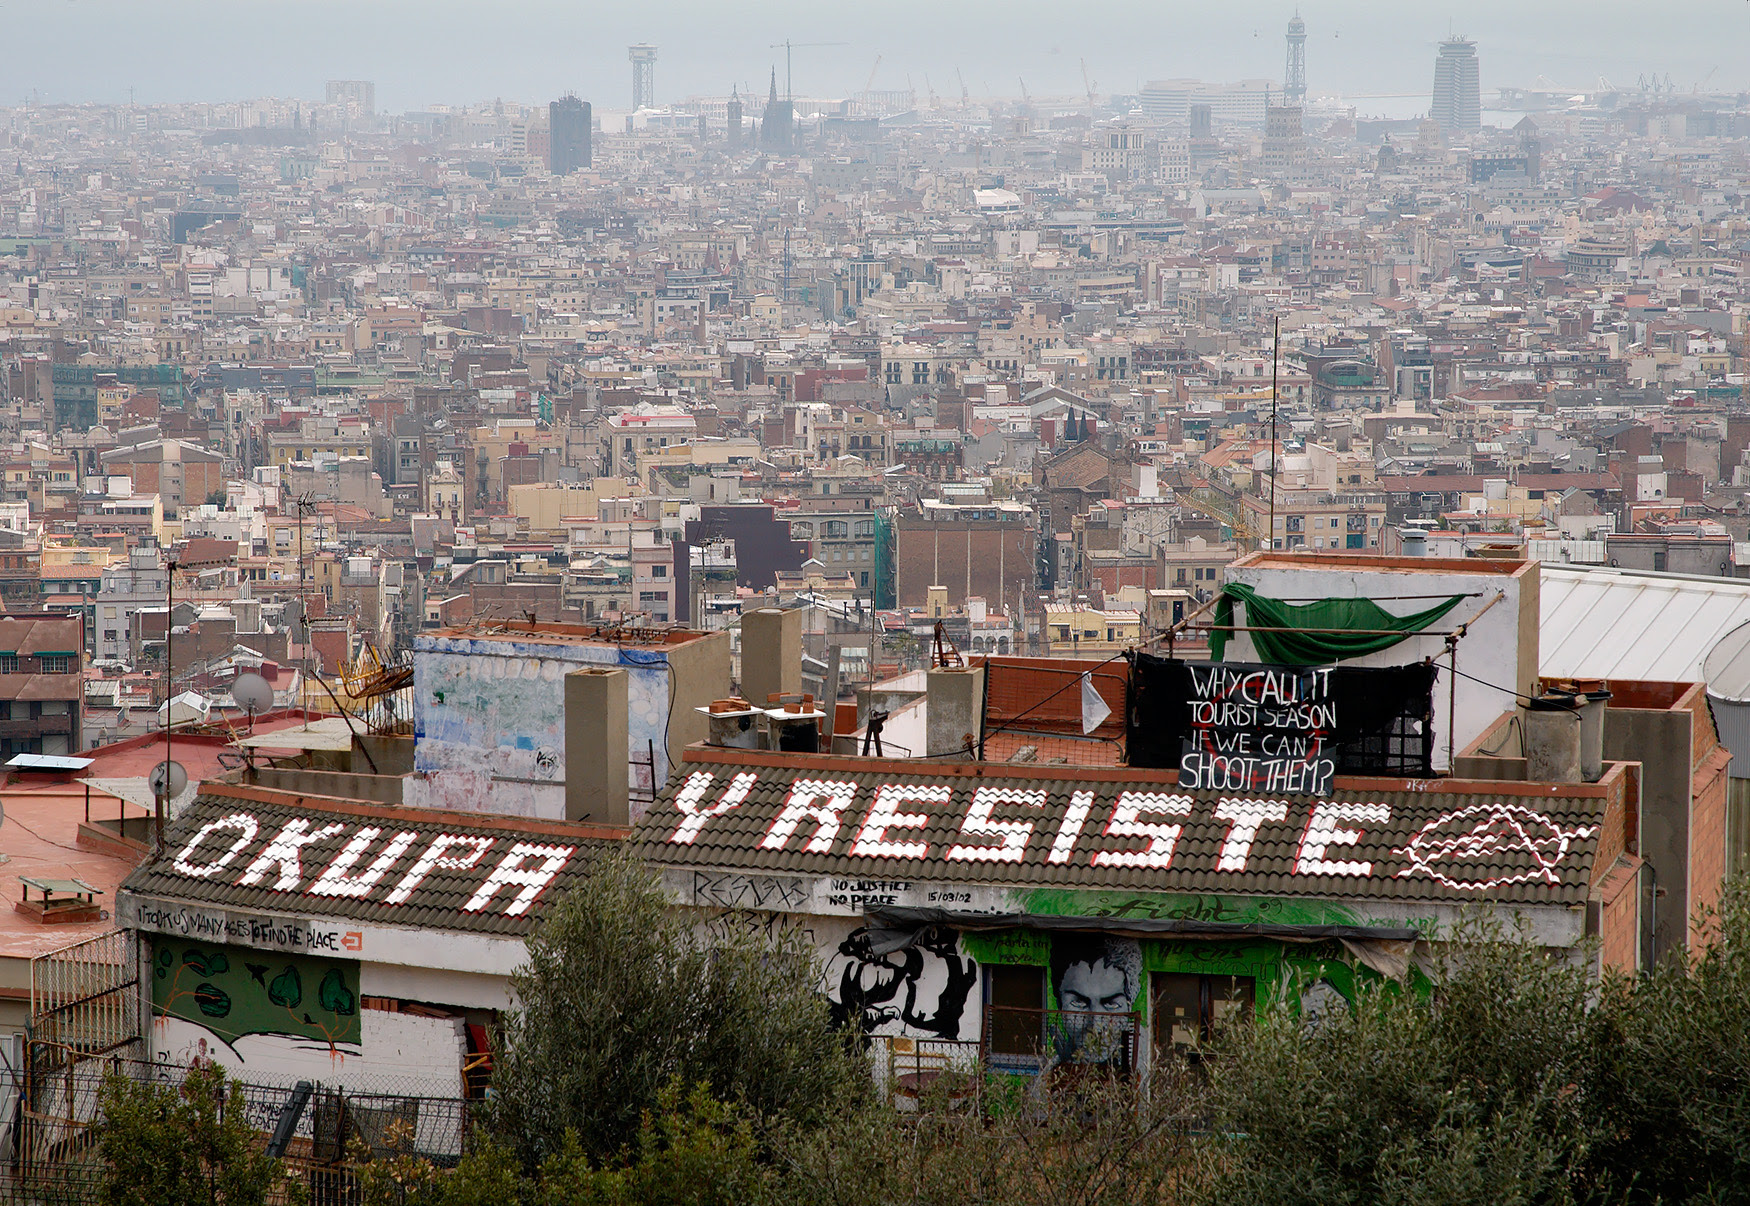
[1127,654,1437,789]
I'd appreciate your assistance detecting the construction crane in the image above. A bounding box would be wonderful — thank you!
[956,68,970,110]
[859,54,882,117]
[769,40,848,101]
[1018,77,1031,108]
[919,73,938,110]
[1081,58,1097,115]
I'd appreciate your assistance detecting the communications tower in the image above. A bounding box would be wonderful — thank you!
[1284,13,1307,106]
[629,44,657,110]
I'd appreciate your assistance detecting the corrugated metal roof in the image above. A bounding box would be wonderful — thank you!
[121,787,623,935]
[627,757,1605,905]
[1540,565,1750,682]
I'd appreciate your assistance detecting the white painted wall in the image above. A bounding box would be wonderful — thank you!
[152,1008,465,1098]
[360,962,513,1013]
[1222,562,1532,772]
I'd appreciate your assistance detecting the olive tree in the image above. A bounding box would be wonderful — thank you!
[481,851,869,1169]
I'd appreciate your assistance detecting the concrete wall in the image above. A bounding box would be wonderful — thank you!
[665,630,731,772]
[741,608,801,706]
[247,768,404,805]
[411,631,719,820]
[1223,555,1538,772]
[1603,707,1690,963]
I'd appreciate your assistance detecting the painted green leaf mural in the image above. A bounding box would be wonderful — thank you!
[193,984,231,1018]
[182,949,229,977]
[268,965,303,1009]
[151,940,360,1047]
[318,969,356,1017]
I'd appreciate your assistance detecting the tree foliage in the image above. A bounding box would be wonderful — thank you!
[1585,885,1750,1203]
[479,851,869,1169]
[96,1060,304,1206]
[387,878,1750,1206]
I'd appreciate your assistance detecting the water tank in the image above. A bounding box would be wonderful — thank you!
[1704,621,1750,778]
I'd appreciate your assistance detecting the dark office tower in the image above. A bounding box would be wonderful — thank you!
[549,95,591,174]
[1516,114,1542,178]
[760,68,793,150]
[326,79,375,115]
[1188,104,1212,140]
[629,44,657,109]
[726,87,743,148]
[1431,37,1481,133]
[1284,13,1307,105]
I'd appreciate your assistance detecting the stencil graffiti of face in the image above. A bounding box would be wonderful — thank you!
[824,925,979,1043]
[1051,935,1141,1065]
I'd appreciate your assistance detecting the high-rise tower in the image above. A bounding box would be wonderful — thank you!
[1284,13,1307,106]
[629,44,657,110]
[549,95,591,175]
[1431,37,1480,133]
[726,87,743,148]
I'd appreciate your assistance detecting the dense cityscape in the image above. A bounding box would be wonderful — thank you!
[2,13,1750,1204]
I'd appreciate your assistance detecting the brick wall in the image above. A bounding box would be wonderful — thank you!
[1689,745,1732,947]
[894,521,1035,608]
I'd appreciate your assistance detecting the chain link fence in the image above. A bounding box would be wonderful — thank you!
[1,1054,475,1205]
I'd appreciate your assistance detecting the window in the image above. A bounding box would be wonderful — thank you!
[1151,972,1255,1061]
[0,655,17,674]
[652,565,667,578]
[1176,568,1188,584]
[39,656,71,674]
[987,965,1046,1057]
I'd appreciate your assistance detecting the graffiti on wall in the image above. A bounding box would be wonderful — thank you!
[151,938,361,1050]
[414,642,671,803]
[824,925,978,1042]
[1049,935,1143,1066]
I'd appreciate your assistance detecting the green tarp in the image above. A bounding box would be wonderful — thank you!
[1209,581,1464,665]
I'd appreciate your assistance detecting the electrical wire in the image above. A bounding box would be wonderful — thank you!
[1436,661,1539,705]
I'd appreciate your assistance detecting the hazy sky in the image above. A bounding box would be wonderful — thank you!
[8,0,1749,116]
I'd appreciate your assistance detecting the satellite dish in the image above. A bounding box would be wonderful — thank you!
[231,672,274,715]
[149,760,188,801]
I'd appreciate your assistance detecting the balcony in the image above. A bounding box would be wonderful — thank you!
[983,1006,1141,1079]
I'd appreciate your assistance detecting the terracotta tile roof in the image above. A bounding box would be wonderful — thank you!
[120,786,625,936]
[627,750,1608,906]
[0,615,81,656]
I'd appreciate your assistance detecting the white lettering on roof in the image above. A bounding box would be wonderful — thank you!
[384,833,495,904]
[851,784,947,860]
[1214,797,1291,872]
[463,843,576,916]
[1297,801,1392,877]
[1047,790,1096,864]
[946,788,1046,864]
[1092,792,1193,870]
[160,810,592,920]
[237,820,346,891]
[646,771,1595,893]
[760,779,858,854]
[173,813,259,879]
[309,828,419,899]
[668,770,757,845]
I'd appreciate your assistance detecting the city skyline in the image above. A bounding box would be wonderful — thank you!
[1,1,1746,113]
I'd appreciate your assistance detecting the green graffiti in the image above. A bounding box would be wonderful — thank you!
[182,949,230,977]
[318,969,356,1017]
[268,966,302,1009]
[152,939,361,1048]
[193,984,231,1018]
[1019,888,1365,929]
